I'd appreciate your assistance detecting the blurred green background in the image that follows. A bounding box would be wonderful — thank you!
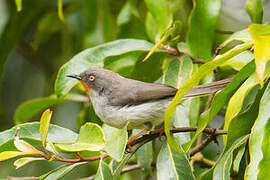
[0,0,269,179]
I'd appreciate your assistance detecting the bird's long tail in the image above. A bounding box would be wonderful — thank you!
[183,77,233,98]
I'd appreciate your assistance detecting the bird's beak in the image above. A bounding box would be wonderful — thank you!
[66,74,82,80]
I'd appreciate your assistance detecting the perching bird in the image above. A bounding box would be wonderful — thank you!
[67,68,231,130]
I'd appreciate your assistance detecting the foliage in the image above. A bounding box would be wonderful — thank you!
[0,0,270,179]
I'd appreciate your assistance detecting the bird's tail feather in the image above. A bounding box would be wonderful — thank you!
[183,77,233,98]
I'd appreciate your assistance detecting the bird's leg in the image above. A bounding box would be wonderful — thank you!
[126,129,150,152]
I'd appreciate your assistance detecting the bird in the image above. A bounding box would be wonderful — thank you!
[67,68,231,132]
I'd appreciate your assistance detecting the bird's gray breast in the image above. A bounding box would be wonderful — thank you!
[89,89,171,129]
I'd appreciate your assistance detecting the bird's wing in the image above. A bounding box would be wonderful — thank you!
[108,77,232,106]
[109,80,177,106]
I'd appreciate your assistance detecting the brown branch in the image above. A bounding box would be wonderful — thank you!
[161,44,206,64]
[130,127,227,148]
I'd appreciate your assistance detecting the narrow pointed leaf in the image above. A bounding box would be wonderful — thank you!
[186,0,221,61]
[245,82,270,179]
[39,162,87,180]
[40,109,52,147]
[165,42,253,154]
[0,151,40,161]
[14,157,45,169]
[246,0,263,23]
[157,143,195,180]
[95,161,113,180]
[249,24,270,86]
[57,0,65,22]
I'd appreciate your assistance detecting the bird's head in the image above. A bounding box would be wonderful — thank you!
[66,68,120,92]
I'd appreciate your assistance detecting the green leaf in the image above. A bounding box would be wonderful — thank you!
[55,39,159,97]
[221,50,254,71]
[245,82,270,179]
[103,124,128,162]
[249,24,270,86]
[56,123,105,152]
[57,0,65,22]
[0,122,78,152]
[112,153,134,179]
[164,42,253,154]
[212,135,249,180]
[14,157,45,169]
[163,56,195,143]
[14,93,88,124]
[0,151,41,161]
[144,0,172,40]
[95,161,113,180]
[246,0,263,23]
[39,162,87,180]
[186,0,221,61]
[40,109,52,147]
[15,0,22,12]
[224,73,259,131]
[157,143,195,180]
[199,135,249,180]
[225,83,264,150]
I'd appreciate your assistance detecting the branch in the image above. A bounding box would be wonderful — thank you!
[161,45,206,64]
[130,127,226,147]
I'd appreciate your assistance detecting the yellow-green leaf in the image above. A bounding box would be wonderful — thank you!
[0,151,40,161]
[57,0,65,22]
[249,24,270,87]
[164,42,253,153]
[56,123,105,152]
[14,157,45,169]
[14,136,43,154]
[15,0,22,12]
[40,109,52,147]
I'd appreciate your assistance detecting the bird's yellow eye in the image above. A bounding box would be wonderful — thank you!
[89,75,95,81]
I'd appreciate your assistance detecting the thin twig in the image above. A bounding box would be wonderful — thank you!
[161,44,206,64]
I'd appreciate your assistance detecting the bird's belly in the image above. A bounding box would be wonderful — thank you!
[92,97,171,130]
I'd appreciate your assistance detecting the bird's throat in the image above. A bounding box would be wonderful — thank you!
[80,80,91,92]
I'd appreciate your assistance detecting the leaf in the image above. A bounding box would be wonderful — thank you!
[212,135,249,180]
[225,82,265,150]
[103,124,128,162]
[39,162,87,180]
[144,0,172,40]
[14,93,88,124]
[14,136,43,154]
[112,153,134,179]
[56,123,105,152]
[40,109,52,147]
[246,0,263,23]
[15,0,22,12]
[14,157,45,169]
[185,61,255,151]
[95,161,113,180]
[57,0,65,22]
[249,24,270,86]
[186,0,221,61]
[157,143,195,180]
[224,73,259,131]
[55,39,159,97]
[164,42,253,154]
[0,151,40,161]
[163,56,195,143]
[221,50,254,71]
[0,122,78,152]
[245,82,270,179]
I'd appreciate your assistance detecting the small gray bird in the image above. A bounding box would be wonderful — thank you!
[67,68,231,130]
